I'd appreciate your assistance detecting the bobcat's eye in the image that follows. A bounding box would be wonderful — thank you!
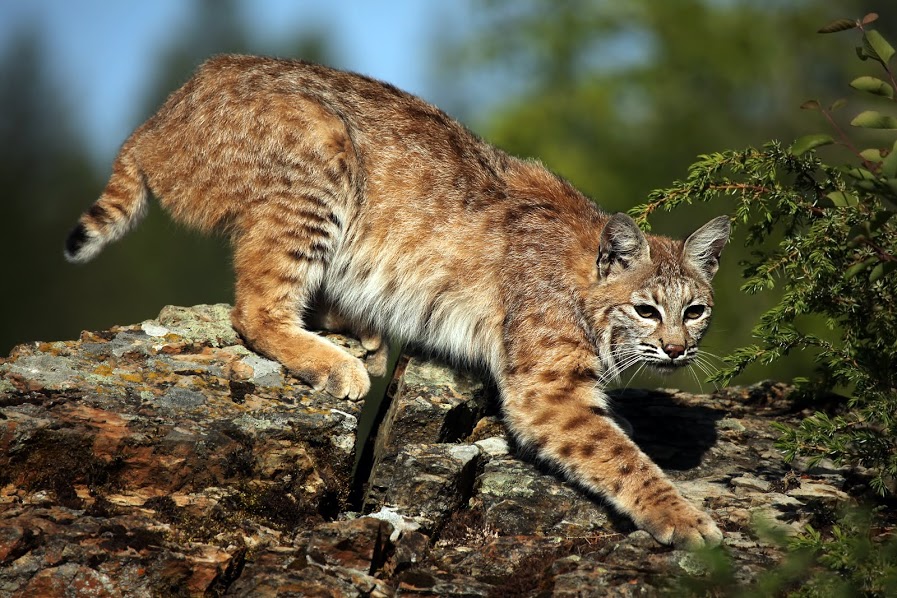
[684,305,706,320]
[634,304,660,320]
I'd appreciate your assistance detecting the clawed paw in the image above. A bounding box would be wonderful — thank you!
[298,353,371,401]
[364,340,389,378]
[308,305,386,376]
[323,356,371,400]
[641,499,723,550]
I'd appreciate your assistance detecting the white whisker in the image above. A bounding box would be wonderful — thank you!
[687,364,704,393]
[621,362,648,391]
[598,345,646,386]
[690,354,721,390]
[692,348,727,363]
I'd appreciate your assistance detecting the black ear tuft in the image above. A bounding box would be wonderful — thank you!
[597,213,649,278]
[683,216,731,279]
[64,223,89,262]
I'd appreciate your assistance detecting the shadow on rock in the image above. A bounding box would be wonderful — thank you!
[610,387,723,471]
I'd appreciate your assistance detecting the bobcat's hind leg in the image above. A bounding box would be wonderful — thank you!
[230,223,370,400]
[362,339,389,378]
[307,303,390,377]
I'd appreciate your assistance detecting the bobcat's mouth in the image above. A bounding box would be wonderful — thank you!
[649,358,690,372]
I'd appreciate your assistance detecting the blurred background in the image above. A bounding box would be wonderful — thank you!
[0,0,887,390]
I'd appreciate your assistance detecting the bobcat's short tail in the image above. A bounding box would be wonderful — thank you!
[64,147,149,263]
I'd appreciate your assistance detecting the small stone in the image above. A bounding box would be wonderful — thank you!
[723,531,760,550]
[718,418,747,432]
[787,480,850,502]
[0,526,29,564]
[476,458,608,536]
[140,322,170,337]
[448,444,480,465]
[155,304,240,347]
[473,437,509,458]
[731,475,772,493]
[240,354,283,386]
[158,387,206,409]
[677,479,734,501]
[678,551,710,576]
[228,359,255,380]
[627,530,657,549]
[469,416,505,442]
[793,457,850,477]
[25,491,53,506]
[368,506,421,542]
[727,508,752,527]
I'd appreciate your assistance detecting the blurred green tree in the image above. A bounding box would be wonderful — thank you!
[0,1,337,354]
[438,0,886,387]
[0,28,102,353]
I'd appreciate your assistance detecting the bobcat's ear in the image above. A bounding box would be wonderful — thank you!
[683,215,731,280]
[598,213,650,278]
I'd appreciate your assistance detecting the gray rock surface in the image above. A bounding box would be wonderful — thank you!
[0,305,859,596]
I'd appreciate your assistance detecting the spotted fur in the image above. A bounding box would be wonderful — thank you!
[65,55,731,548]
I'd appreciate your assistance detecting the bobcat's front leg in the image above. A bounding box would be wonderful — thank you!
[502,365,723,550]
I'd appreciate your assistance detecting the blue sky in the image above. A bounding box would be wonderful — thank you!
[0,1,471,165]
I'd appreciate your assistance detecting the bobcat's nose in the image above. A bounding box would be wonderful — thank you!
[663,343,686,359]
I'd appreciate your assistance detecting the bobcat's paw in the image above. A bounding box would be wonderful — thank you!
[324,355,371,400]
[364,341,389,378]
[359,331,383,353]
[300,353,371,401]
[639,498,723,550]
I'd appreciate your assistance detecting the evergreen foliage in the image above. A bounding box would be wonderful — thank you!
[669,508,897,596]
[442,0,876,389]
[637,14,897,595]
[630,13,897,497]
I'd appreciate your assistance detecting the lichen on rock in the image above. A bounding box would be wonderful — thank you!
[0,305,862,596]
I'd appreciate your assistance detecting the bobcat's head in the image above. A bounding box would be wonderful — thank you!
[592,213,731,381]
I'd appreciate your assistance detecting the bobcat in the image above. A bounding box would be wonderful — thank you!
[65,55,729,549]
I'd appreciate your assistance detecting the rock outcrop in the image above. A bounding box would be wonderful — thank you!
[0,305,855,596]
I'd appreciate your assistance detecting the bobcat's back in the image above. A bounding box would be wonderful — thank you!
[66,55,600,371]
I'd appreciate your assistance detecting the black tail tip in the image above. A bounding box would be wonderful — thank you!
[64,223,88,262]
